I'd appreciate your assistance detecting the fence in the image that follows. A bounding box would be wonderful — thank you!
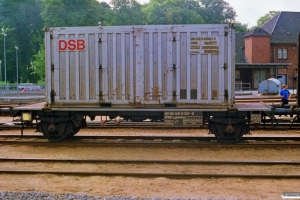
[0,84,45,98]
[235,81,251,91]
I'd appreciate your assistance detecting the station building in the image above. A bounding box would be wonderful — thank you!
[235,11,300,90]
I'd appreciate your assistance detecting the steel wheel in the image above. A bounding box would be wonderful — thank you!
[38,121,77,142]
[209,122,249,143]
[67,116,86,138]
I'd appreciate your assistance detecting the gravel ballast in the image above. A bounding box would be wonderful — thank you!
[0,192,202,200]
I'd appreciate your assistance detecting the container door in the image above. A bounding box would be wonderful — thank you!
[46,27,101,105]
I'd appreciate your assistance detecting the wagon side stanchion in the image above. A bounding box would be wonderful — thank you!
[21,118,24,137]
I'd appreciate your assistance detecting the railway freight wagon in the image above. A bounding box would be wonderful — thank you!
[11,24,273,142]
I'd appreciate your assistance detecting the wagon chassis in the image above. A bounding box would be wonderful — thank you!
[11,105,270,143]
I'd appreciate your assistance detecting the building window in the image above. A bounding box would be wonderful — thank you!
[278,48,287,59]
[282,49,287,59]
[278,49,282,59]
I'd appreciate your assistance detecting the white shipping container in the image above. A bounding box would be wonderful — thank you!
[45,24,235,108]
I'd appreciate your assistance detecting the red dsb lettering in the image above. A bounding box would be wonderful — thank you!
[68,39,76,51]
[58,39,86,51]
[77,39,85,50]
[58,40,67,51]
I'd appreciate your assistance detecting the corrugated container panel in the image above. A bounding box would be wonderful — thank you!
[45,24,235,108]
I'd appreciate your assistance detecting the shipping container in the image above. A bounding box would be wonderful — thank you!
[45,24,235,109]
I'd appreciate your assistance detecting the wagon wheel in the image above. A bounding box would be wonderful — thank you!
[209,122,248,143]
[67,126,80,138]
[39,121,77,142]
[67,119,87,138]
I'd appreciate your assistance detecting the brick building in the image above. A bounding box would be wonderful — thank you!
[236,11,300,90]
[244,28,271,64]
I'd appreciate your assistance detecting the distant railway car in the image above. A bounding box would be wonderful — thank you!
[11,24,273,142]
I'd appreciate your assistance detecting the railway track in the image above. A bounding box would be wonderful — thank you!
[0,157,299,178]
[1,134,300,147]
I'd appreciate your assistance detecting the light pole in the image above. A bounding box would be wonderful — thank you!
[0,60,1,95]
[2,33,7,89]
[15,46,18,87]
[0,60,1,90]
[0,60,1,84]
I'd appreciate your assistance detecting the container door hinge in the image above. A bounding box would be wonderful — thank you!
[225,31,228,36]
[224,90,228,98]
[50,34,53,39]
[51,64,54,71]
[173,64,176,69]
[50,90,56,103]
[173,91,176,97]
[172,37,176,42]
[99,38,102,43]
[223,63,228,69]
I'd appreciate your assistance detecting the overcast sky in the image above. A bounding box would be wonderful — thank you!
[227,0,300,27]
[99,0,300,27]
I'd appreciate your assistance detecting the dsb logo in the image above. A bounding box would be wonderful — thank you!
[58,39,86,51]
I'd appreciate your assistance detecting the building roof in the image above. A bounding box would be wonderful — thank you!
[261,11,300,44]
[244,27,270,37]
[235,31,291,68]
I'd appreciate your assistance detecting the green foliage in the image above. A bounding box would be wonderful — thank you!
[0,0,251,84]
[106,0,145,25]
[235,22,249,33]
[41,0,109,27]
[0,0,44,83]
[199,0,236,23]
[144,0,204,24]
[30,43,45,84]
[257,11,279,27]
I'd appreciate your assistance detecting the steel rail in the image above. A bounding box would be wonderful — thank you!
[0,170,300,179]
[0,139,300,148]
[1,158,300,178]
[1,134,300,141]
[1,157,300,165]
[0,170,299,179]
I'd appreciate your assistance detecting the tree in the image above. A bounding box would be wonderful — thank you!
[98,2,113,26]
[107,0,145,25]
[199,0,236,24]
[30,43,45,84]
[257,11,279,27]
[143,0,204,25]
[0,0,44,83]
[41,0,110,27]
[235,22,249,33]
[142,1,167,24]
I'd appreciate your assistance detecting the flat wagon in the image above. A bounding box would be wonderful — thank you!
[11,24,273,142]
